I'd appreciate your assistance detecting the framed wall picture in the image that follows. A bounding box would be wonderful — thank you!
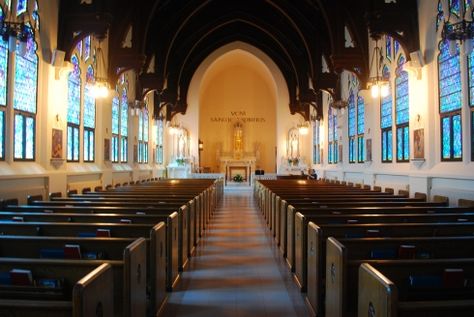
[104,138,110,161]
[51,129,63,159]
[366,138,372,162]
[414,128,424,159]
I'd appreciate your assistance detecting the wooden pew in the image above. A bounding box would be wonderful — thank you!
[0,260,113,317]
[359,260,474,317]
[0,235,146,317]
[306,221,474,317]
[326,236,474,317]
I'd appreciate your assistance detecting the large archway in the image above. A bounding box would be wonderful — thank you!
[177,41,299,175]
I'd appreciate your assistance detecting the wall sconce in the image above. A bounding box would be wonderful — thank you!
[297,121,310,135]
[198,139,203,151]
[129,100,145,117]
[168,121,181,135]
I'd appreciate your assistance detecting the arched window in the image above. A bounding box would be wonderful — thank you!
[311,104,321,164]
[357,96,365,162]
[0,7,8,160]
[468,31,474,161]
[328,106,338,164]
[84,65,95,162]
[66,35,97,163]
[138,104,149,164]
[395,55,409,162]
[67,54,81,162]
[381,65,393,162]
[111,96,119,162]
[348,91,356,163]
[156,115,164,164]
[439,40,462,161]
[120,86,128,162]
[13,28,38,160]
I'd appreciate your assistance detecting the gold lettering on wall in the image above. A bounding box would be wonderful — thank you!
[210,111,266,123]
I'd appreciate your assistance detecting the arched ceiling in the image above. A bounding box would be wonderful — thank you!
[58,0,419,120]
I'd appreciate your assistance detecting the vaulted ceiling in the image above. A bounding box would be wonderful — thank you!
[57,0,419,120]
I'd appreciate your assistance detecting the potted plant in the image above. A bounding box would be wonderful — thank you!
[232,174,244,182]
[176,158,186,166]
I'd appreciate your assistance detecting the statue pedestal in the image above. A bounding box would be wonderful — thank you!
[219,156,256,186]
[167,163,191,178]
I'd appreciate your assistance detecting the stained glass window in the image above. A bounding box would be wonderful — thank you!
[0,30,7,107]
[138,109,149,164]
[328,107,335,164]
[67,55,80,162]
[381,67,393,162]
[348,92,356,163]
[441,115,462,160]
[437,0,444,31]
[386,35,392,61]
[450,0,461,17]
[0,110,4,160]
[469,48,474,107]
[357,96,365,163]
[120,88,128,163]
[394,40,401,57]
[395,56,409,162]
[111,96,119,162]
[471,110,474,161]
[84,67,95,162]
[16,0,26,16]
[84,35,91,61]
[13,36,37,160]
[156,118,164,164]
[312,120,321,164]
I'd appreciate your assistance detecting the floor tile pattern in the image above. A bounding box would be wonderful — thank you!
[160,188,310,317]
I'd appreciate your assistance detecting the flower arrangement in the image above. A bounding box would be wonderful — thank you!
[176,158,186,166]
[232,174,244,182]
[288,157,299,166]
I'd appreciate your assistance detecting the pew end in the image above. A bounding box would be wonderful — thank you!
[150,222,167,316]
[458,198,474,207]
[123,237,147,317]
[27,194,43,205]
[384,188,394,194]
[398,190,409,197]
[432,195,449,205]
[72,263,114,317]
[306,222,323,317]
[49,192,62,200]
[373,186,382,192]
[414,192,427,202]
[358,263,397,317]
[325,237,347,317]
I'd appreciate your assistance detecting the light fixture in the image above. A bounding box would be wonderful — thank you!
[0,10,35,56]
[198,139,203,151]
[129,100,145,116]
[368,39,389,99]
[441,0,474,55]
[298,121,310,135]
[168,121,181,135]
[91,38,109,99]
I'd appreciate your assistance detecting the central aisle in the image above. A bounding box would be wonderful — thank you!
[161,188,310,317]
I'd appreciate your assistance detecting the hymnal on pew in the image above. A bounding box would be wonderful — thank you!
[64,244,81,259]
[96,229,111,237]
[9,269,33,286]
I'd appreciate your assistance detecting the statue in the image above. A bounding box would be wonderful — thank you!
[233,121,244,159]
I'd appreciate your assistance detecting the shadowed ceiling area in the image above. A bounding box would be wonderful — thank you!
[57,0,419,121]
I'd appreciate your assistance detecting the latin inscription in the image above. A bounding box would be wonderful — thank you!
[210,111,266,123]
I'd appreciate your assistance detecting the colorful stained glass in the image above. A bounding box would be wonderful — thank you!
[138,112,143,141]
[67,55,81,125]
[76,40,82,59]
[120,137,127,162]
[14,39,37,113]
[450,0,461,16]
[84,129,94,162]
[111,135,118,163]
[397,127,403,161]
[358,136,364,162]
[84,35,91,61]
[471,111,474,161]
[144,111,149,142]
[453,114,462,158]
[357,96,365,135]
[121,89,128,137]
[394,40,401,57]
[5,0,11,10]
[67,125,79,161]
[439,40,462,113]
[156,119,164,164]
[0,38,7,106]
[382,132,387,161]
[468,49,474,107]
[328,107,334,142]
[14,114,23,159]
[25,116,34,159]
[396,70,409,125]
[381,89,392,129]
[348,93,356,137]
[86,64,94,84]
[0,110,3,159]
[387,130,393,161]
[112,97,119,134]
[442,116,451,159]
[437,0,444,31]
[16,0,26,16]
[403,126,409,160]
[349,138,355,163]
[84,85,95,128]
[386,36,392,61]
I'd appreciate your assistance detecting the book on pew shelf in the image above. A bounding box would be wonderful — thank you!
[9,269,33,286]
[120,219,132,224]
[398,244,416,259]
[96,229,111,237]
[416,251,432,259]
[64,244,81,259]
[40,248,65,259]
[366,229,380,237]
[409,275,443,289]
[0,272,11,285]
[370,249,397,259]
[83,251,105,260]
[346,219,358,224]
[443,268,465,289]
[43,209,54,213]
[78,232,96,238]
[136,212,146,215]
[37,278,63,289]
[12,216,24,222]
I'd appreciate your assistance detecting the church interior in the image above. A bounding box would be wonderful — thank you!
[0,0,474,316]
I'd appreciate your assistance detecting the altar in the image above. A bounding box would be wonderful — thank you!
[219,157,256,186]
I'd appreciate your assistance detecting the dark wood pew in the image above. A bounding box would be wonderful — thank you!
[359,260,474,317]
[326,236,474,317]
[0,235,147,317]
[306,221,474,317]
[0,260,113,317]
[294,211,474,292]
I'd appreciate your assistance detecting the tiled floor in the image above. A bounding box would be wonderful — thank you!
[160,187,310,317]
